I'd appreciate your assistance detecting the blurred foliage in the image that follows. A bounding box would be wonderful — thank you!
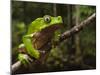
[12,1,96,73]
[79,6,96,20]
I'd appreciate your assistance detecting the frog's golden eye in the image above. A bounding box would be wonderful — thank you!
[44,15,51,23]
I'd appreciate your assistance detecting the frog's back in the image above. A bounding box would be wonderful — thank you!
[27,23,36,34]
[27,18,42,34]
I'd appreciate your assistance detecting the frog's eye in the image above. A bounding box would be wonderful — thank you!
[44,15,51,23]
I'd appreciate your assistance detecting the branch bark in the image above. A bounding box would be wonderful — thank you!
[12,61,21,72]
[12,13,96,73]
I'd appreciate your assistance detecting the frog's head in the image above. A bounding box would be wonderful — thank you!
[28,15,63,34]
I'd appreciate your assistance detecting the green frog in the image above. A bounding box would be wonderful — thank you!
[18,15,63,65]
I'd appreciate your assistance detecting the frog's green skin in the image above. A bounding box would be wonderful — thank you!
[18,15,63,65]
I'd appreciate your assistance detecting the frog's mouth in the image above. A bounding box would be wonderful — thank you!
[42,23,62,32]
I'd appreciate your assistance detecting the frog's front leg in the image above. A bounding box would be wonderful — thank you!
[22,34,40,59]
[52,30,61,48]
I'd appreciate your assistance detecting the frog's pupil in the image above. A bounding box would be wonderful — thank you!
[46,17,49,21]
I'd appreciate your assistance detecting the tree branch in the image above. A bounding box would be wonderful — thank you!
[11,13,96,73]
[59,13,96,42]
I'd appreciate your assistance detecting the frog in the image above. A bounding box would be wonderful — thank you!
[18,15,63,65]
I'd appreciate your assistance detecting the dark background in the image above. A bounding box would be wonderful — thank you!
[11,1,96,74]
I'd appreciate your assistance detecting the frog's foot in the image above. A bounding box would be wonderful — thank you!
[18,54,33,67]
[52,40,59,48]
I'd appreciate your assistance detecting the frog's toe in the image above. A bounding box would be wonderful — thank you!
[18,54,30,65]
